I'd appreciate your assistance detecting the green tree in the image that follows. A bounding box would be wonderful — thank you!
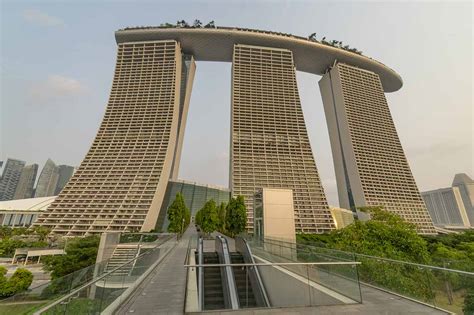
[0,226,12,239]
[297,207,434,300]
[199,199,219,234]
[0,238,26,257]
[0,266,33,298]
[0,227,51,258]
[11,227,30,236]
[425,230,474,271]
[42,235,99,279]
[167,193,190,234]
[330,206,431,263]
[225,196,247,237]
[217,202,227,232]
[195,208,203,227]
[32,226,51,242]
[464,289,474,315]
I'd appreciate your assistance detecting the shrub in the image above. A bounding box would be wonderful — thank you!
[42,235,99,279]
[0,267,33,298]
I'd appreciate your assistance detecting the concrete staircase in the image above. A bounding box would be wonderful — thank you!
[105,245,140,276]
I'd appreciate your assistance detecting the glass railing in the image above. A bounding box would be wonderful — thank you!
[184,261,361,312]
[0,259,110,315]
[352,253,474,315]
[256,238,474,315]
[246,238,362,304]
[0,233,176,315]
[40,239,176,314]
[119,232,168,244]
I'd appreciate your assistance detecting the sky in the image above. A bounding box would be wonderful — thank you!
[1,0,472,206]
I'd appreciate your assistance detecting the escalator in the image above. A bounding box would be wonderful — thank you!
[196,236,269,311]
[202,252,225,310]
[230,252,257,308]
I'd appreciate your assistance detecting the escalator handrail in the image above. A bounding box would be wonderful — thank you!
[197,237,204,310]
[215,236,239,310]
[235,236,270,307]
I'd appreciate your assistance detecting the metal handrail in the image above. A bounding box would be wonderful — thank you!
[235,236,270,307]
[215,236,239,310]
[260,238,352,262]
[197,237,204,311]
[185,261,361,267]
[263,239,474,276]
[34,234,177,315]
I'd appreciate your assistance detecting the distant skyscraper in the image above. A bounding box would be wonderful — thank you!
[422,187,470,228]
[0,159,26,201]
[452,173,474,226]
[54,165,75,195]
[13,164,39,199]
[319,63,435,234]
[35,159,59,198]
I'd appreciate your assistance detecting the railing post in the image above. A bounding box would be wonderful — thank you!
[245,266,249,307]
[306,264,312,306]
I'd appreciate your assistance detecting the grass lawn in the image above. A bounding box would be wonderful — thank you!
[42,298,102,315]
[433,289,465,315]
[0,301,48,315]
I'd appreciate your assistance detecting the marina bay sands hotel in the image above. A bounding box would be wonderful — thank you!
[34,26,436,235]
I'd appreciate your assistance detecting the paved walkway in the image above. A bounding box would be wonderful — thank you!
[115,230,449,315]
[115,226,195,315]
[197,285,449,314]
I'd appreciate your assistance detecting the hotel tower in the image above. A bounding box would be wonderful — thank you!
[35,26,435,235]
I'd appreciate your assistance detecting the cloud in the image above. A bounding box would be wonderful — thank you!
[29,75,86,102]
[22,9,64,27]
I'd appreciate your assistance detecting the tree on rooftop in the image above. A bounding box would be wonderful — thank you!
[177,20,189,28]
[204,21,215,28]
[193,19,202,28]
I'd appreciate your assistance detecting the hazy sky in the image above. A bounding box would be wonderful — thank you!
[1,1,472,206]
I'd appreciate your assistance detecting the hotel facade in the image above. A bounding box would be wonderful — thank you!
[34,26,435,235]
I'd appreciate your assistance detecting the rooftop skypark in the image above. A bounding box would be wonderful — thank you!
[121,20,363,55]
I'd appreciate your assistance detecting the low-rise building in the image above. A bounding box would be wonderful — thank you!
[329,207,355,229]
[253,188,296,243]
[0,196,57,227]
